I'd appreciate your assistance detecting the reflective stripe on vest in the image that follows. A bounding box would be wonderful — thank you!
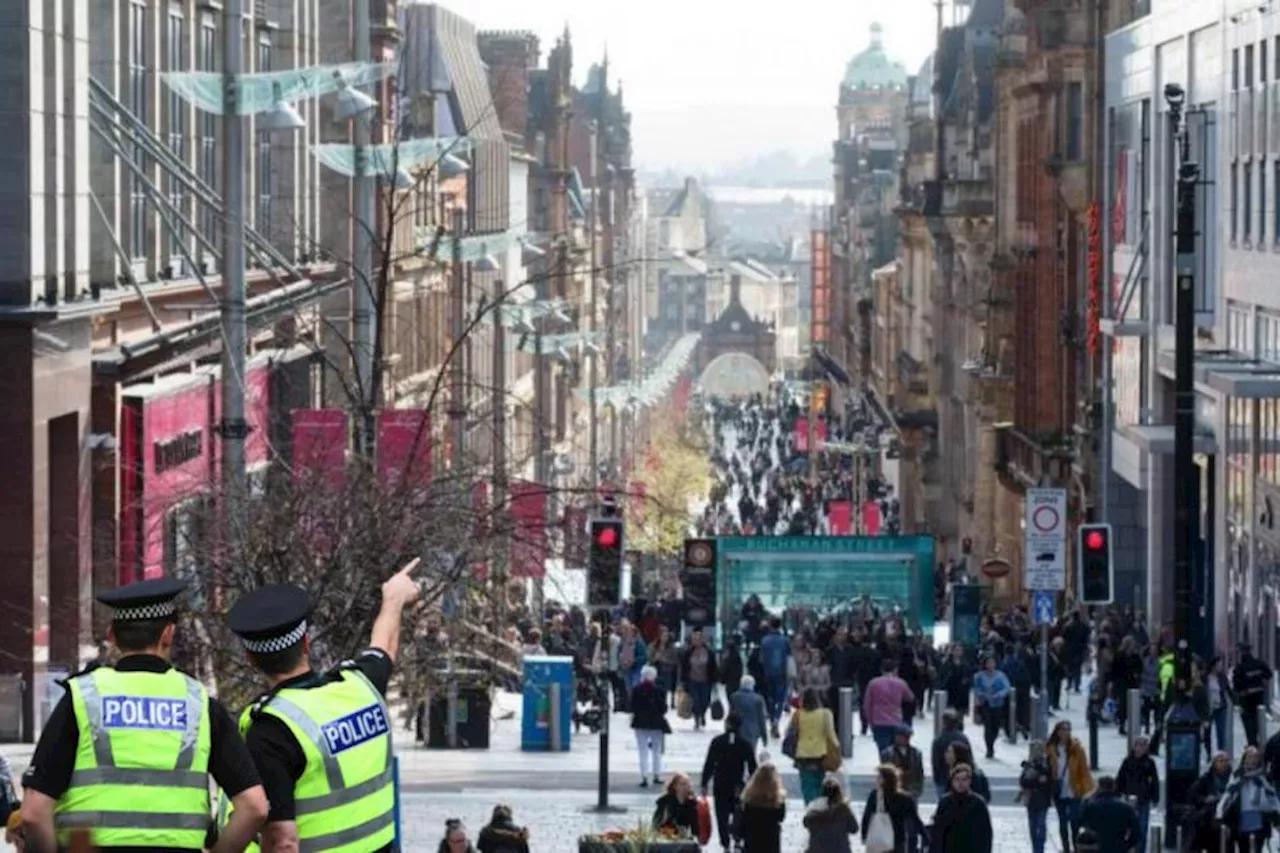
[55,667,213,849]
[238,667,395,853]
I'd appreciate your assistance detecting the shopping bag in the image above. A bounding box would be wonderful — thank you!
[676,687,693,720]
[710,693,725,722]
[696,795,713,845]
[781,719,799,759]
[865,792,896,853]
[822,739,843,772]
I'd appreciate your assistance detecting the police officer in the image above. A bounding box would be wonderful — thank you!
[20,578,268,853]
[221,558,420,853]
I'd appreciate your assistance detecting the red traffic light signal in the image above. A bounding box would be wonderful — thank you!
[595,526,619,548]
[1084,530,1106,551]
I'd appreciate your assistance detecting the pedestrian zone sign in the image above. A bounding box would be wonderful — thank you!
[1032,590,1056,626]
[1024,487,1067,591]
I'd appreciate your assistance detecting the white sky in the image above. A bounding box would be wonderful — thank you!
[447,0,939,174]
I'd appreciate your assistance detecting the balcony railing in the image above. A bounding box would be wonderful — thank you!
[994,424,1074,487]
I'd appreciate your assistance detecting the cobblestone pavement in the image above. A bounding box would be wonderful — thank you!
[400,789,1047,852]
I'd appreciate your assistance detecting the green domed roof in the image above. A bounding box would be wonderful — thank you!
[843,23,908,91]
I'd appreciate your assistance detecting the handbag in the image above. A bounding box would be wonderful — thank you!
[822,739,842,772]
[710,688,725,722]
[676,687,693,720]
[865,791,896,853]
[695,796,713,845]
[781,718,799,759]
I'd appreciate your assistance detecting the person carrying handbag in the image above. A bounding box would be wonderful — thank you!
[791,688,841,803]
[860,764,922,853]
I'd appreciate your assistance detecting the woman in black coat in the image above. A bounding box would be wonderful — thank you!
[861,764,923,853]
[652,773,700,837]
[631,666,674,788]
[930,765,993,853]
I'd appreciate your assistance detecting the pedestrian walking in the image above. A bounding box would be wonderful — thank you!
[929,764,993,853]
[1231,643,1273,747]
[880,725,924,799]
[859,765,920,853]
[789,689,841,804]
[972,653,1011,759]
[1215,745,1280,852]
[863,658,915,754]
[1116,735,1159,853]
[737,763,787,853]
[944,741,990,802]
[439,819,477,853]
[1076,776,1142,853]
[1204,656,1234,756]
[728,675,769,751]
[1046,719,1095,853]
[19,578,268,853]
[803,771,860,853]
[681,627,719,730]
[700,711,758,852]
[631,665,672,788]
[219,559,421,853]
[759,619,791,737]
[1017,741,1052,853]
[930,709,970,801]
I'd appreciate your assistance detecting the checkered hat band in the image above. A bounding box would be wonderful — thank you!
[244,620,307,654]
[112,601,177,622]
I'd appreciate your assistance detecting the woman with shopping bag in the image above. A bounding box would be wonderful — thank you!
[859,764,923,853]
[789,688,842,804]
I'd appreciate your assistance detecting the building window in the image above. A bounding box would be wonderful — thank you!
[255,35,274,241]
[1065,82,1084,161]
[1234,47,1241,90]
[128,0,148,261]
[198,15,217,254]
[1232,163,1240,242]
[1247,44,1255,88]
[166,6,187,264]
[1246,163,1254,241]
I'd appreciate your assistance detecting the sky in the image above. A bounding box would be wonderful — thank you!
[446,0,940,175]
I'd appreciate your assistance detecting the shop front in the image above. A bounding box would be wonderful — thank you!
[114,348,309,587]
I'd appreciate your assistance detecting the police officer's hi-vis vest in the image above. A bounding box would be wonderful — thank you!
[55,666,213,849]
[219,666,395,853]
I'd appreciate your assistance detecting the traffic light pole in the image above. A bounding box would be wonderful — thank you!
[1165,83,1202,848]
[585,512,626,815]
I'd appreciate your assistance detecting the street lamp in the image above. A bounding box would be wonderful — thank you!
[333,69,379,122]
[260,85,306,131]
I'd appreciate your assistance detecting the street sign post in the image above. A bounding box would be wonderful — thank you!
[1024,487,1068,591]
[1024,487,1066,741]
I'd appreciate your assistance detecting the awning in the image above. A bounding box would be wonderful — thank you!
[812,347,851,386]
[1156,348,1280,398]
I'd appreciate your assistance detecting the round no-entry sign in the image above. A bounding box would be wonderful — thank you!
[1032,504,1060,533]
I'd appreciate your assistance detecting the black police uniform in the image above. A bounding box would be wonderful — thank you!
[23,578,261,853]
[225,585,393,849]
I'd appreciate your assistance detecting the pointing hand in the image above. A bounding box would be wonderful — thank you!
[382,557,422,607]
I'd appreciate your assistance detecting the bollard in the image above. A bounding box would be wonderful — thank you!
[446,681,459,749]
[839,686,854,758]
[1222,701,1235,757]
[550,683,563,752]
[1007,692,1018,744]
[1088,708,1100,771]
[932,692,945,739]
[1032,691,1049,741]
[1147,824,1160,853]
[1127,689,1143,752]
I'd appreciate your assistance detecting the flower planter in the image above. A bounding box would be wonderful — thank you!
[578,842,700,853]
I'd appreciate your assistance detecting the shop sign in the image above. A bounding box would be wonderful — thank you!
[154,430,203,475]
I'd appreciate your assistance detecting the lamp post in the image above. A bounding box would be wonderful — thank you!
[351,0,376,452]
[1163,81,1202,849]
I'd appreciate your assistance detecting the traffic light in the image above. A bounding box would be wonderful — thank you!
[681,538,718,627]
[588,518,624,607]
[1077,523,1114,604]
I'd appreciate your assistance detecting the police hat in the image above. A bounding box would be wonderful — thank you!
[96,577,187,622]
[226,584,312,654]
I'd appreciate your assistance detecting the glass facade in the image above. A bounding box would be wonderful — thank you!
[128,0,148,260]
[198,14,218,252]
[166,5,187,262]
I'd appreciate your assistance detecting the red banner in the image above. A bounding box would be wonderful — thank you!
[814,417,828,445]
[863,501,882,536]
[794,417,809,453]
[472,481,489,582]
[829,500,853,535]
[376,409,432,492]
[509,480,548,579]
[291,409,348,487]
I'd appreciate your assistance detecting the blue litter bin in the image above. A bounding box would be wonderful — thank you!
[521,655,573,751]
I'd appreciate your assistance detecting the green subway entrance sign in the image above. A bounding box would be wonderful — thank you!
[714,535,936,632]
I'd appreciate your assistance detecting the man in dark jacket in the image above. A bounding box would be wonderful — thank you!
[1076,776,1142,853]
[1265,726,1280,789]
[931,709,971,800]
[701,711,758,852]
[825,626,858,716]
[1232,643,1274,746]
